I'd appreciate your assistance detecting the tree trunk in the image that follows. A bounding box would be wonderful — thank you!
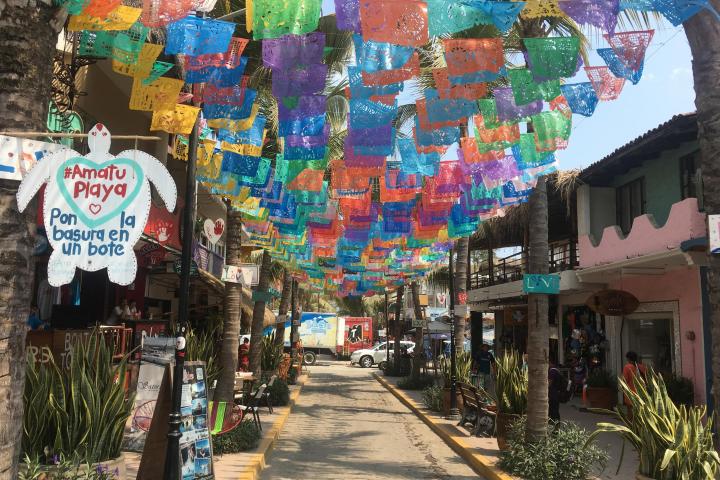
[0,4,65,476]
[274,269,292,348]
[248,250,271,376]
[213,207,242,402]
[453,237,469,355]
[393,285,404,370]
[684,0,720,419]
[525,176,550,441]
[410,281,424,379]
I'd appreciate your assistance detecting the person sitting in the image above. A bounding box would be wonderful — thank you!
[106,299,129,326]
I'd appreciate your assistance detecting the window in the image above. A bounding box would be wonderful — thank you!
[616,177,646,234]
[680,150,703,209]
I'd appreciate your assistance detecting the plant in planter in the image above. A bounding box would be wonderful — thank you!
[499,416,608,480]
[585,369,618,409]
[422,385,443,412]
[587,369,719,480]
[19,454,119,480]
[22,331,134,478]
[397,374,435,391]
[438,352,473,415]
[266,378,291,406]
[493,351,528,450]
[663,374,694,408]
[261,332,285,375]
[186,324,221,389]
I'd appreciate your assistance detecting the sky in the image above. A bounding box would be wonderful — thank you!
[318,1,697,171]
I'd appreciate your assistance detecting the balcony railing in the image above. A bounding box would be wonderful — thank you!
[193,242,225,279]
[470,240,578,289]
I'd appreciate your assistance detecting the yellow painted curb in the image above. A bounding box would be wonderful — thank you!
[374,373,515,480]
[235,373,310,480]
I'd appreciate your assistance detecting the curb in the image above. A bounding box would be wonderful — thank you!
[234,373,309,480]
[373,373,514,480]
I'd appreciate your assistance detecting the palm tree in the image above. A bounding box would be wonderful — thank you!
[248,249,272,376]
[393,285,405,371]
[680,0,720,425]
[214,206,243,402]
[274,269,292,348]
[0,4,67,475]
[410,281,425,379]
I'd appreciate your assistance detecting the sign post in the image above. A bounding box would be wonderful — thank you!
[522,274,561,295]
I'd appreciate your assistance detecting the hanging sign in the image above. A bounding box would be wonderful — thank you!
[0,135,66,181]
[436,292,447,306]
[709,214,720,254]
[203,218,224,245]
[522,273,561,294]
[16,124,177,286]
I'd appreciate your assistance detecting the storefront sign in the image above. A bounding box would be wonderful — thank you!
[16,124,177,287]
[710,214,720,254]
[144,198,181,250]
[179,362,213,479]
[412,318,424,328]
[203,218,224,245]
[0,135,66,181]
[222,263,259,285]
[138,243,167,266]
[522,273,561,294]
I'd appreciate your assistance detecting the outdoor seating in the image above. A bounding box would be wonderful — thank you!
[207,401,244,436]
[238,384,267,431]
[262,375,276,414]
[457,382,496,437]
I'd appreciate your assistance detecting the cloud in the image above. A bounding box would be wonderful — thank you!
[671,67,692,80]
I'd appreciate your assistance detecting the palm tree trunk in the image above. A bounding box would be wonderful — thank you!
[213,207,242,402]
[274,269,292,348]
[248,250,271,376]
[410,281,424,379]
[0,4,65,476]
[684,0,720,418]
[453,237,469,355]
[525,176,550,441]
[393,285,404,371]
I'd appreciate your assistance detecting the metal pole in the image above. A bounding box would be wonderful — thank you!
[385,290,389,370]
[290,279,298,360]
[163,116,199,480]
[448,247,460,419]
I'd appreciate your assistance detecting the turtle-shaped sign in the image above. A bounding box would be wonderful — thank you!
[17,124,177,286]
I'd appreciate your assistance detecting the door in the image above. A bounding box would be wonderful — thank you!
[623,313,676,377]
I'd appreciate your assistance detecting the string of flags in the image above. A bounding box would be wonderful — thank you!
[54,0,716,296]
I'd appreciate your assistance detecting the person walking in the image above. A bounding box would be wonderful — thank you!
[476,343,496,392]
[548,361,564,422]
[622,351,647,420]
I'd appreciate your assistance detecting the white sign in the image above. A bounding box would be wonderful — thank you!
[16,124,177,286]
[222,263,259,286]
[203,217,224,245]
[436,292,447,306]
[0,135,66,181]
[710,214,720,254]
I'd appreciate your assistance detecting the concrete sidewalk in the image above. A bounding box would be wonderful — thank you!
[375,374,639,480]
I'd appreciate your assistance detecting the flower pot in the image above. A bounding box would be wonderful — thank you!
[495,413,520,451]
[586,386,616,410]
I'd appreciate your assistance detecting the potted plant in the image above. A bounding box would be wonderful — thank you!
[493,351,527,450]
[438,352,472,416]
[587,369,719,480]
[585,369,617,410]
[22,331,134,479]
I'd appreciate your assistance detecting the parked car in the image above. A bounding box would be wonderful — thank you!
[350,341,415,368]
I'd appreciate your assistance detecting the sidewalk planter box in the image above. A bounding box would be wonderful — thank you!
[586,386,616,410]
[495,413,520,451]
[23,454,126,480]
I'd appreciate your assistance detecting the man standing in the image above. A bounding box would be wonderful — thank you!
[477,343,496,392]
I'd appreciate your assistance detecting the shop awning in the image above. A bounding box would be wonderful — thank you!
[575,248,707,284]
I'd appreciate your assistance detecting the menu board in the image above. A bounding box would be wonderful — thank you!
[179,361,213,479]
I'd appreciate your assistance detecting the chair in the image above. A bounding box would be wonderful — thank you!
[262,375,277,414]
[207,401,244,436]
[238,384,266,431]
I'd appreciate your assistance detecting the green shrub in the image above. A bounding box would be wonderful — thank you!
[422,385,443,412]
[261,333,284,374]
[267,378,290,406]
[23,331,133,465]
[586,369,617,389]
[186,325,221,388]
[212,420,261,455]
[397,374,435,391]
[438,351,473,388]
[499,416,608,480]
[19,454,118,480]
[288,366,298,385]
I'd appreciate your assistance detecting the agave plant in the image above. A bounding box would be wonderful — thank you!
[494,351,528,415]
[261,332,285,377]
[438,351,473,388]
[185,324,221,388]
[587,369,719,480]
[23,330,134,465]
